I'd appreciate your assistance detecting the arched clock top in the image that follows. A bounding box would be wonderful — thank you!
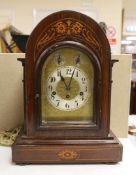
[26,11,111,64]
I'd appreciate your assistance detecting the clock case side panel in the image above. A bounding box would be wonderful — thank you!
[34,41,103,138]
[24,10,111,138]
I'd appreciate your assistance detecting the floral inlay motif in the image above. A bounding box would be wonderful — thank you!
[71,22,83,34]
[57,149,79,160]
[55,22,67,34]
[35,19,101,60]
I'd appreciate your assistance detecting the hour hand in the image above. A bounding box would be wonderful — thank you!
[60,74,65,81]
[60,72,68,90]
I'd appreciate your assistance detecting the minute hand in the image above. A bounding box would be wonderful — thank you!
[67,67,76,90]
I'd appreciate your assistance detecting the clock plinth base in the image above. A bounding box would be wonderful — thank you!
[12,131,123,164]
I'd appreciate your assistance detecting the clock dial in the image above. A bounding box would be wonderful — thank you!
[41,47,94,124]
[47,66,89,111]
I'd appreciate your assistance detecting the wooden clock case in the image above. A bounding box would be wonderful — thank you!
[12,10,123,164]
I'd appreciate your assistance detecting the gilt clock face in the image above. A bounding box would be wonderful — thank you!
[40,46,94,125]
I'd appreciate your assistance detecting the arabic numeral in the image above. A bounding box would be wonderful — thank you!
[81,96,84,101]
[75,100,79,107]
[57,70,61,77]
[49,77,56,83]
[85,86,88,92]
[81,77,86,84]
[48,85,53,91]
[65,103,70,109]
[66,68,72,75]
[51,94,55,100]
[56,100,60,107]
[76,71,79,77]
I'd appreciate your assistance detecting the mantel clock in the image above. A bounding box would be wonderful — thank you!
[12,11,123,164]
